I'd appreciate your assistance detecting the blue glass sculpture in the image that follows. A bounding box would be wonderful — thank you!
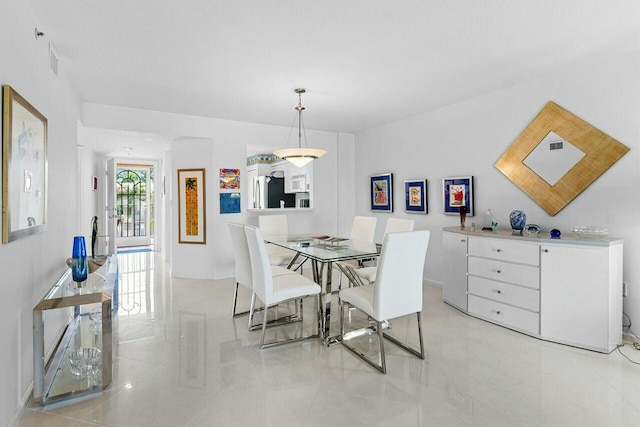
[71,236,88,283]
[509,210,527,232]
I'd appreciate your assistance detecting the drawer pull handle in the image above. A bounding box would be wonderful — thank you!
[460,239,466,243]
[543,249,549,253]
[496,270,502,274]
[496,290,502,294]
[496,310,501,315]
[496,249,502,253]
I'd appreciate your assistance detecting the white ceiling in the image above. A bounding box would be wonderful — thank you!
[28,0,640,156]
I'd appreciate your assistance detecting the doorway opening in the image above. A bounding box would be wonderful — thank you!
[115,164,155,249]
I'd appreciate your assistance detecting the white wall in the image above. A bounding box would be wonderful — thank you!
[83,104,355,280]
[354,48,640,335]
[0,0,82,424]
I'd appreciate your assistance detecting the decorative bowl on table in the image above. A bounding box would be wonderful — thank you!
[68,347,101,376]
[66,255,108,274]
[571,226,609,239]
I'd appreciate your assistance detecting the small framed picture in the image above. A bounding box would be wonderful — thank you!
[443,176,474,216]
[220,192,241,214]
[370,173,393,212]
[219,168,240,189]
[405,180,427,213]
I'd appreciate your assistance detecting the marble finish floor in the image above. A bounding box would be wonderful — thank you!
[14,251,640,426]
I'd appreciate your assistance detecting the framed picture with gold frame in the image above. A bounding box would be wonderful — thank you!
[2,85,48,243]
[177,168,206,244]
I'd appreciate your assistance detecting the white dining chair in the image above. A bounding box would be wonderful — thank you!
[353,218,415,285]
[244,225,322,349]
[338,216,378,289]
[350,216,377,242]
[339,230,430,373]
[258,214,304,269]
[228,223,299,329]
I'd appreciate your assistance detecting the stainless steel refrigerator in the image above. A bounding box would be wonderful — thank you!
[252,176,296,209]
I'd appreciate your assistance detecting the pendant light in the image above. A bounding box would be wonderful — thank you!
[274,88,326,167]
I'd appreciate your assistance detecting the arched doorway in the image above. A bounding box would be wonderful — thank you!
[115,165,152,247]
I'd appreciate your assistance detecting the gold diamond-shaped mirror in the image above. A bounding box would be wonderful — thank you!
[495,101,629,216]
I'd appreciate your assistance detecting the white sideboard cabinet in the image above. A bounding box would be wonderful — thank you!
[442,227,623,353]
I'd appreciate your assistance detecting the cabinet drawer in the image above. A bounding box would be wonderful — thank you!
[468,276,540,312]
[468,295,540,335]
[468,256,540,289]
[468,237,539,266]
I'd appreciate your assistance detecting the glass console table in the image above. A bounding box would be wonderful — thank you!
[33,255,118,406]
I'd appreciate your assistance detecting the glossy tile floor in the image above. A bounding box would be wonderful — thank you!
[15,251,640,426]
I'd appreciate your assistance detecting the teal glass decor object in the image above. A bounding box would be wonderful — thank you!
[71,236,88,283]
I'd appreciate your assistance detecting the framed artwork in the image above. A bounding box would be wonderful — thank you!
[177,168,206,244]
[370,173,393,212]
[443,176,474,216]
[220,192,241,214]
[219,168,240,189]
[405,180,427,213]
[2,85,48,243]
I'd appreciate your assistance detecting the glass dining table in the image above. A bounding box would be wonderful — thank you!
[263,234,379,345]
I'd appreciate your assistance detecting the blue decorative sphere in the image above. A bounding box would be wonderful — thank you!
[509,210,527,231]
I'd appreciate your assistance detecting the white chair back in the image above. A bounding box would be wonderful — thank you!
[374,230,430,320]
[228,223,252,289]
[258,214,288,237]
[383,218,414,236]
[244,225,274,305]
[350,216,377,242]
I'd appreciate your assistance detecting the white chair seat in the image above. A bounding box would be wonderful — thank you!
[272,265,298,276]
[273,274,321,302]
[266,246,297,267]
[354,266,377,283]
[340,284,375,316]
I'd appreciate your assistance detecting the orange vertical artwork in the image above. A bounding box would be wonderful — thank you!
[184,177,199,236]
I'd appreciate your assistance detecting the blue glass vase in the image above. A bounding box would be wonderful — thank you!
[71,236,88,283]
[509,210,527,233]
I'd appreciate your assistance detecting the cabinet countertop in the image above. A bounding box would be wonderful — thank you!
[443,226,622,247]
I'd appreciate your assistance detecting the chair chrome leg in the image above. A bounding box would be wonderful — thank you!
[258,295,321,349]
[377,320,387,374]
[260,305,269,348]
[232,282,240,316]
[316,294,322,335]
[382,311,425,359]
[248,293,257,330]
[340,309,424,373]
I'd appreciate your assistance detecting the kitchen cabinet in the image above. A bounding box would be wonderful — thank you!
[442,227,623,353]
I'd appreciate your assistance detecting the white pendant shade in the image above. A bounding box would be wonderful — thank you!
[274,88,327,168]
[273,147,327,167]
